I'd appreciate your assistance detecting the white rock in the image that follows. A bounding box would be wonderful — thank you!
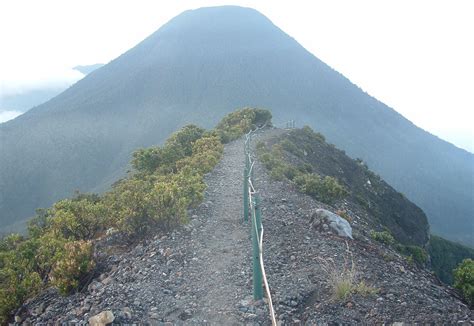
[314,209,353,239]
[88,310,115,326]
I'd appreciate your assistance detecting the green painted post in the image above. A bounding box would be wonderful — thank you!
[243,165,249,223]
[243,139,250,223]
[252,195,263,300]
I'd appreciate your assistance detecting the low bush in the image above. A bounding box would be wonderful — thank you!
[294,174,347,204]
[370,230,395,246]
[131,125,205,175]
[46,197,109,241]
[395,244,428,266]
[453,258,474,307]
[301,125,325,143]
[50,240,95,295]
[297,163,313,173]
[216,108,272,143]
[0,244,42,324]
[320,176,349,203]
[257,138,347,205]
[280,139,304,157]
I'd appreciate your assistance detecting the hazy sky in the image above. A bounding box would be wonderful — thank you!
[0,0,472,152]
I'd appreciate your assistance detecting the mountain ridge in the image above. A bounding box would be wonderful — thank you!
[14,125,473,324]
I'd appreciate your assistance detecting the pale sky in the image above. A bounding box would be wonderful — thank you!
[0,0,473,152]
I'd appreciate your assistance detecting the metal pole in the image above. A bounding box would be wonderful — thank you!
[252,195,263,300]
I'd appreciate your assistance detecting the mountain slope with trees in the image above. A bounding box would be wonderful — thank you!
[0,6,472,246]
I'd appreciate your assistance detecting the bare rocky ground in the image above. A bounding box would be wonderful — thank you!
[251,129,473,325]
[19,128,473,325]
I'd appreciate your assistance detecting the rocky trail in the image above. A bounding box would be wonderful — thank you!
[20,129,473,325]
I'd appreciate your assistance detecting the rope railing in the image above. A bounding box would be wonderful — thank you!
[243,123,277,326]
[272,119,296,130]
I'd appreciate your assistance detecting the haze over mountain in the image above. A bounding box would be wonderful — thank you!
[0,64,103,123]
[0,6,472,245]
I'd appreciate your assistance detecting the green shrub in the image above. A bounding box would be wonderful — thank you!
[34,233,68,280]
[0,255,42,324]
[453,259,474,307]
[270,165,287,181]
[131,125,205,174]
[47,197,109,240]
[0,233,24,252]
[131,147,166,174]
[109,131,223,236]
[280,139,303,157]
[294,173,347,204]
[370,230,395,245]
[283,165,299,180]
[294,173,320,195]
[406,246,427,266]
[50,240,95,295]
[149,178,190,230]
[216,108,272,142]
[176,135,223,175]
[259,152,278,170]
[165,124,205,157]
[396,244,428,266]
[320,176,348,203]
[104,178,154,235]
[301,125,325,142]
[27,208,52,238]
[411,247,427,265]
[297,163,313,173]
[255,141,266,152]
[171,170,206,208]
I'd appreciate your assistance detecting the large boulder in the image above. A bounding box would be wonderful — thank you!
[312,209,353,239]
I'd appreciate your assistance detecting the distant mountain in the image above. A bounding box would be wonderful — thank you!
[0,6,472,246]
[1,88,65,114]
[0,64,103,121]
[73,64,105,75]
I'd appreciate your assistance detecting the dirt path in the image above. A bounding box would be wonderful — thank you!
[169,138,252,324]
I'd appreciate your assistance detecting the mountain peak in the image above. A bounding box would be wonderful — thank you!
[172,5,270,25]
[139,5,289,52]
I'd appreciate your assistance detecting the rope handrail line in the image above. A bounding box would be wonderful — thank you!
[243,122,284,326]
